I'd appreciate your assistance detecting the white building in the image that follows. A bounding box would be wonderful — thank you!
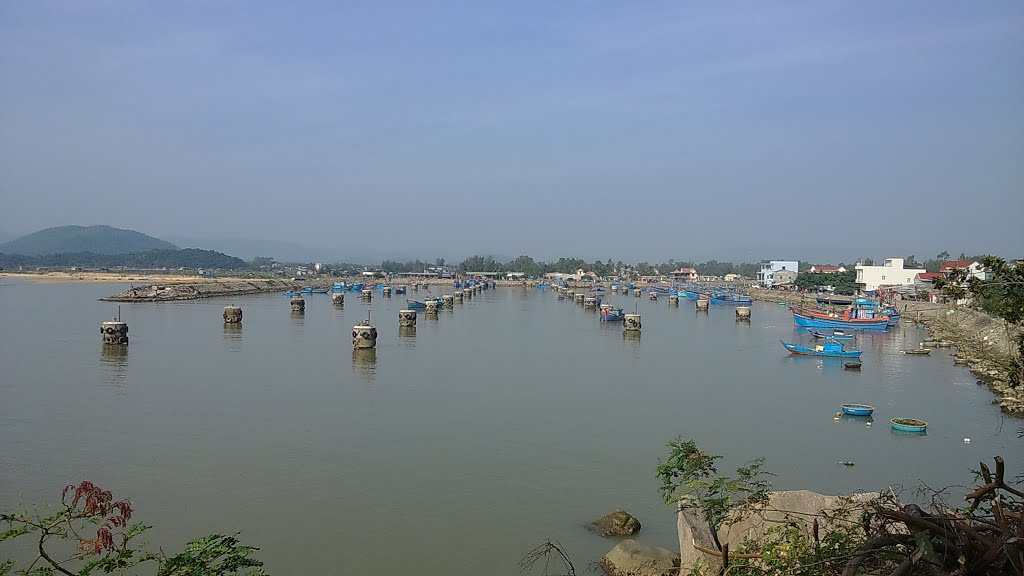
[940,260,987,280]
[757,261,799,287]
[855,258,925,292]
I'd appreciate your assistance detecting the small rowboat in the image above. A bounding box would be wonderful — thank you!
[841,404,874,416]
[844,362,862,370]
[891,418,927,433]
[901,349,931,356]
[781,339,862,358]
[808,329,854,341]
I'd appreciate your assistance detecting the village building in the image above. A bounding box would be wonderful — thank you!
[855,258,925,292]
[773,269,798,286]
[670,267,698,282]
[757,260,799,288]
[940,260,988,280]
[808,265,847,273]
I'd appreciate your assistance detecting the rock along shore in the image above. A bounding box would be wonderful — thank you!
[101,279,300,302]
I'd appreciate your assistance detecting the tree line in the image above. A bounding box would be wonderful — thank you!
[0,249,248,270]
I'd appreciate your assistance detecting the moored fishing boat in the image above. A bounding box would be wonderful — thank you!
[600,307,625,322]
[791,307,890,331]
[710,292,753,305]
[406,299,426,309]
[807,329,854,341]
[844,361,862,370]
[781,338,863,358]
[816,295,855,306]
[841,403,875,416]
[901,348,931,355]
[891,418,927,433]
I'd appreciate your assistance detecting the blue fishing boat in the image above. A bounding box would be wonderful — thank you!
[600,307,625,322]
[711,295,753,305]
[406,299,426,309]
[425,296,445,308]
[283,290,300,297]
[816,295,855,306]
[349,282,365,292]
[536,283,551,289]
[311,288,329,294]
[680,290,700,300]
[792,308,889,331]
[841,404,874,416]
[890,418,927,433]
[332,283,344,292]
[781,338,863,358]
[303,287,314,293]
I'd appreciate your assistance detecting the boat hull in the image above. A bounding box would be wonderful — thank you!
[793,311,888,331]
[841,404,874,416]
[781,340,862,358]
[891,419,927,433]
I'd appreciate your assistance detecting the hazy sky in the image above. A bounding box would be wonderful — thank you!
[1,1,1022,263]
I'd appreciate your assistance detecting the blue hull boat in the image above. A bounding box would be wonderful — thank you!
[891,418,927,433]
[841,403,874,416]
[792,310,889,331]
[406,300,426,309]
[807,329,854,341]
[600,308,625,322]
[781,339,862,358]
[711,295,753,305]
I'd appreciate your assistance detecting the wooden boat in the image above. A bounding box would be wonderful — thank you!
[406,299,426,309]
[600,307,625,322]
[710,293,753,305]
[808,329,854,341]
[901,348,931,356]
[311,288,329,294]
[841,403,874,416]
[891,418,927,433]
[781,338,862,358]
[816,295,855,306]
[844,362,862,370]
[792,307,890,331]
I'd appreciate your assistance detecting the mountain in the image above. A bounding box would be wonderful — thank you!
[0,225,178,256]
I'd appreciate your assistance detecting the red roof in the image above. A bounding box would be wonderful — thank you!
[940,260,977,271]
[671,268,696,274]
[812,265,842,272]
[916,272,945,281]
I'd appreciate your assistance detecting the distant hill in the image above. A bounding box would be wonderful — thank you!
[0,249,248,270]
[0,225,178,256]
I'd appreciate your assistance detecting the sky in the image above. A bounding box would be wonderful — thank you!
[1,1,1022,264]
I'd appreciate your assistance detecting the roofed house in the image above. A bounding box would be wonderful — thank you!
[670,267,698,282]
[914,272,945,288]
[808,265,846,273]
[940,260,987,280]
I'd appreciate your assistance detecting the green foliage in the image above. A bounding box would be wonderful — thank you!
[655,437,772,540]
[794,270,857,295]
[1,481,265,576]
[0,249,248,270]
[0,225,177,256]
[938,256,1024,387]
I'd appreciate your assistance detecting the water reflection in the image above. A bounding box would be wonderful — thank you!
[398,326,416,348]
[290,311,305,324]
[352,348,377,382]
[223,323,242,352]
[99,344,128,393]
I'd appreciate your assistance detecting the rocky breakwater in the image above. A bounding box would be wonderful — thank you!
[903,301,1023,416]
[101,279,298,302]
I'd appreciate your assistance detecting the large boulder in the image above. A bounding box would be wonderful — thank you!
[588,509,642,537]
[601,539,680,576]
[677,490,875,571]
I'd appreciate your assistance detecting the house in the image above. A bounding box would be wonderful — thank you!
[670,267,698,282]
[914,272,945,287]
[724,273,741,282]
[940,260,987,280]
[774,269,798,286]
[808,265,846,274]
[855,258,925,292]
[757,261,799,288]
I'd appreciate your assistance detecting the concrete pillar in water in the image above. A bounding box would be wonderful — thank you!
[332,292,345,305]
[361,288,373,300]
[352,322,378,348]
[100,319,129,345]
[382,286,392,297]
[223,305,242,323]
[413,284,419,292]
[574,293,585,305]
[442,294,454,308]
[290,296,305,312]
[624,313,642,332]
[621,286,629,295]
[633,288,642,297]
[696,299,709,311]
[736,306,751,320]
[584,296,597,309]
[649,291,658,301]
[463,288,472,299]
[425,300,439,315]
[668,295,679,306]
[454,291,463,302]
[399,309,417,327]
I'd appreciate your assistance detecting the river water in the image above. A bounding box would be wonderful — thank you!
[0,281,1019,574]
